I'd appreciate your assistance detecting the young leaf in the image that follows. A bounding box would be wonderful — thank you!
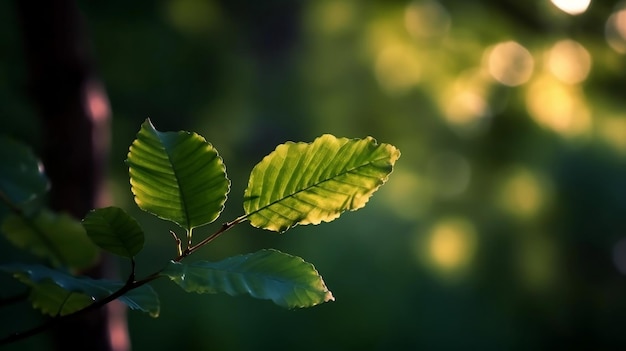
[82,206,145,258]
[126,118,230,231]
[0,136,49,207]
[0,263,161,318]
[243,134,400,232]
[1,210,99,270]
[161,249,334,309]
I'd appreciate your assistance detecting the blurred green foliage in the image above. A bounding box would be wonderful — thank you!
[2,0,626,350]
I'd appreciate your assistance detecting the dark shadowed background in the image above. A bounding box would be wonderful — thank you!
[2,0,626,350]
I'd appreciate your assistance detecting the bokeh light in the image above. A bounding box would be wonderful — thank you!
[443,91,491,132]
[497,166,549,220]
[417,217,477,277]
[597,115,626,154]
[550,0,591,15]
[486,41,534,87]
[547,39,592,84]
[525,76,592,137]
[404,0,451,39]
[312,1,355,35]
[605,9,626,53]
[441,69,492,136]
[375,44,422,95]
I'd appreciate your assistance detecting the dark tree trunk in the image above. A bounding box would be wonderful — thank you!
[15,1,128,350]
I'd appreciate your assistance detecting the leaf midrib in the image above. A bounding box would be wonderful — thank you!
[156,131,193,231]
[177,260,324,294]
[246,156,390,218]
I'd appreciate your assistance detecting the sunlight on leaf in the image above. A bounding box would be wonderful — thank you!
[162,249,334,308]
[127,118,230,232]
[243,134,400,232]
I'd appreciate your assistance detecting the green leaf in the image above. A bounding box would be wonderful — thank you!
[82,206,145,258]
[0,263,160,318]
[126,119,230,232]
[1,210,99,270]
[162,249,334,309]
[0,136,49,208]
[243,134,400,232]
[30,280,95,316]
[120,285,161,317]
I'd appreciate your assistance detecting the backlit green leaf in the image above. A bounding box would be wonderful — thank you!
[243,134,400,232]
[0,263,160,318]
[126,119,230,231]
[1,210,99,270]
[82,206,144,258]
[162,249,334,309]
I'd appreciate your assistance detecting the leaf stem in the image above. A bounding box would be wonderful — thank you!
[175,215,248,261]
[186,228,193,250]
[0,215,248,345]
[169,230,183,257]
[0,269,161,346]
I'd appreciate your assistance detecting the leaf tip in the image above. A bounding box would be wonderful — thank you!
[325,290,335,303]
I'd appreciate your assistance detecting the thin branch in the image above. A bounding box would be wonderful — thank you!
[0,214,248,346]
[178,215,248,261]
[0,270,160,346]
[1,256,141,345]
